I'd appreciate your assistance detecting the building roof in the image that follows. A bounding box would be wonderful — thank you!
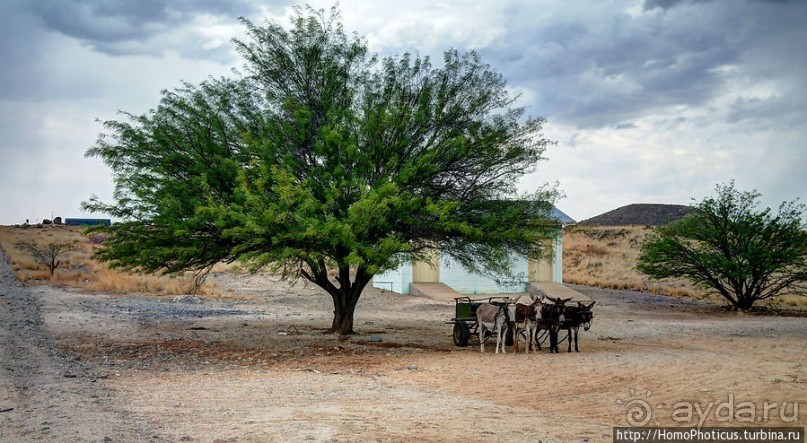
[550,206,576,225]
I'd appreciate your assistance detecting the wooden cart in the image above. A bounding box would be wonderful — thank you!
[446,296,512,347]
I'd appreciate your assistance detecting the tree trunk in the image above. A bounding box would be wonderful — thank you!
[737,295,756,311]
[329,289,359,335]
[302,260,371,336]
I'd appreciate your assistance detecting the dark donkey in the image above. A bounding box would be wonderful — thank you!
[562,301,596,352]
[537,296,572,353]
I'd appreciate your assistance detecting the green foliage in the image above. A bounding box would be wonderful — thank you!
[636,182,807,311]
[83,6,559,333]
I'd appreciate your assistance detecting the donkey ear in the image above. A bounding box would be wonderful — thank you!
[587,301,596,309]
[562,297,572,304]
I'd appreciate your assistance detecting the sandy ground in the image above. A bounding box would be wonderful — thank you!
[1,254,805,443]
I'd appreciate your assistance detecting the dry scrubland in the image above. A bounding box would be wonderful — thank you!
[2,224,804,309]
[1,224,806,442]
[0,225,220,296]
[563,225,807,309]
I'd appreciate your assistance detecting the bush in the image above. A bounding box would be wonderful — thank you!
[17,241,78,276]
[637,182,806,311]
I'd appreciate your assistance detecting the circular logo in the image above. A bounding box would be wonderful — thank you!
[625,398,653,426]
[615,389,655,426]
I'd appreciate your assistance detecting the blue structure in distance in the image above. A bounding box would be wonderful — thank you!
[64,218,111,227]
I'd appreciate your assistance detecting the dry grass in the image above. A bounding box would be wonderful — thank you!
[562,225,806,308]
[2,223,803,308]
[0,225,214,296]
[564,226,658,291]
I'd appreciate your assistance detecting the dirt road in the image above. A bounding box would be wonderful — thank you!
[1,254,805,442]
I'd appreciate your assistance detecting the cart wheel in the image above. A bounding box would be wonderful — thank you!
[453,322,470,347]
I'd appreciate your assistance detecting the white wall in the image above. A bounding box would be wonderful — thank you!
[552,233,563,283]
[438,253,529,294]
[372,230,565,294]
[372,261,412,294]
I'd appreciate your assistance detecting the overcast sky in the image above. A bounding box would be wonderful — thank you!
[1,0,805,225]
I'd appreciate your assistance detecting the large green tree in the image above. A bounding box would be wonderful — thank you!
[84,7,560,334]
[636,182,806,311]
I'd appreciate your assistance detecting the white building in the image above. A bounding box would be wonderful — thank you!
[372,207,575,295]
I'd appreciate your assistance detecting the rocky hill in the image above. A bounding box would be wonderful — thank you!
[579,203,693,226]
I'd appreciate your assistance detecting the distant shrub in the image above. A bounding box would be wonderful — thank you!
[580,243,608,256]
[87,233,109,244]
[17,241,78,276]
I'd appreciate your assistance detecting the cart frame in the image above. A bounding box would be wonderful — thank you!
[446,296,512,347]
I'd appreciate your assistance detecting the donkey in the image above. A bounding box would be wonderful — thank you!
[513,294,542,353]
[537,296,572,353]
[562,301,596,352]
[476,301,513,354]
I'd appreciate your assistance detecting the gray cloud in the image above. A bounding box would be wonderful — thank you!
[0,2,49,101]
[727,95,804,128]
[643,0,714,11]
[477,0,807,129]
[23,0,262,56]
[644,0,801,9]
[0,0,282,101]
[0,0,804,224]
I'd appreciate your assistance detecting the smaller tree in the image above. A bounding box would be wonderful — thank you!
[18,241,78,276]
[636,182,807,311]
